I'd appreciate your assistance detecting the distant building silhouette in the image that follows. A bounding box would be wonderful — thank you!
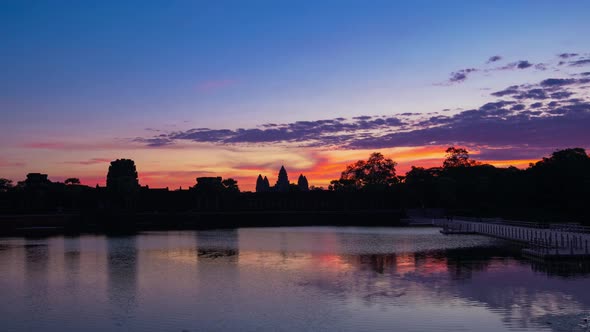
[256,174,271,193]
[297,174,309,191]
[263,176,270,190]
[23,173,51,188]
[194,177,223,192]
[274,166,290,192]
[106,159,139,193]
[255,166,310,193]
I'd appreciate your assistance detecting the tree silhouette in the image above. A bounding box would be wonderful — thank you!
[527,148,590,214]
[328,178,360,192]
[222,178,240,193]
[64,178,81,185]
[404,166,440,208]
[0,178,13,192]
[193,177,241,193]
[530,147,590,170]
[331,152,398,191]
[443,146,477,168]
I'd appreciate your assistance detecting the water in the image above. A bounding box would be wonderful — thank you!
[1,227,589,332]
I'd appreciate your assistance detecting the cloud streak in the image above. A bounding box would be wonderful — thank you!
[140,116,406,148]
[0,159,25,168]
[496,60,533,70]
[137,74,590,159]
[486,55,502,63]
[443,52,590,84]
[569,58,590,67]
[448,68,478,83]
[62,158,113,165]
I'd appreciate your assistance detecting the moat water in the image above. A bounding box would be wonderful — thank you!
[1,227,589,332]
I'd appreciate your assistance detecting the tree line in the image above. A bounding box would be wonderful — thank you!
[327,147,590,222]
[1,147,589,223]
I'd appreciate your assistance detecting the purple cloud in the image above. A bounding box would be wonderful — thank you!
[500,60,533,70]
[448,68,478,83]
[558,53,579,59]
[550,91,574,99]
[516,88,548,100]
[490,77,589,102]
[138,75,590,156]
[511,104,525,111]
[348,100,590,150]
[486,55,502,63]
[491,85,520,97]
[442,54,561,85]
[534,63,547,70]
[138,116,406,147]
[569,58,590,67]
[540,78,577,87]
[133,137,174,147]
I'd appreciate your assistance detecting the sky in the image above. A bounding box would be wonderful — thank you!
[1,0,590,191]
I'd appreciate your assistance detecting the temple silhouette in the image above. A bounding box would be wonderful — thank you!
[255,166,309,193]
[1,147,589,235]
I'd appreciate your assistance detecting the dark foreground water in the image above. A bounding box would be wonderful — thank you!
[1,227,589,332]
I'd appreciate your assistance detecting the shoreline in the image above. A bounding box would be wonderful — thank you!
[0,209,409,236]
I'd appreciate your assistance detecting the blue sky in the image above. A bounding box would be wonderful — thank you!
[1,1,590,190]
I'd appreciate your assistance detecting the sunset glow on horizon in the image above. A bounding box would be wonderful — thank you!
[2,1,590,191]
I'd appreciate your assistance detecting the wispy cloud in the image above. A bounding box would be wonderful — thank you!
[441,52,590,84]
[137,74,590,158]
[62,158,113,165]
[133,136,174,147]
[569,58,590,67]
[443,57,540,84]
[558,53,579,59]
[448,68,478,83]
[22,141,131,150]
[0,159,25,168]
[486,55,502,64]
[138,115,406,148]
[498,60,533,70]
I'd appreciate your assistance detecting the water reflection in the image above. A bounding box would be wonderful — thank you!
[107,236,138,326]
[24,238,50,322]
[195,229,239,261]
[63,237,80,292]
[0,228,589,332]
